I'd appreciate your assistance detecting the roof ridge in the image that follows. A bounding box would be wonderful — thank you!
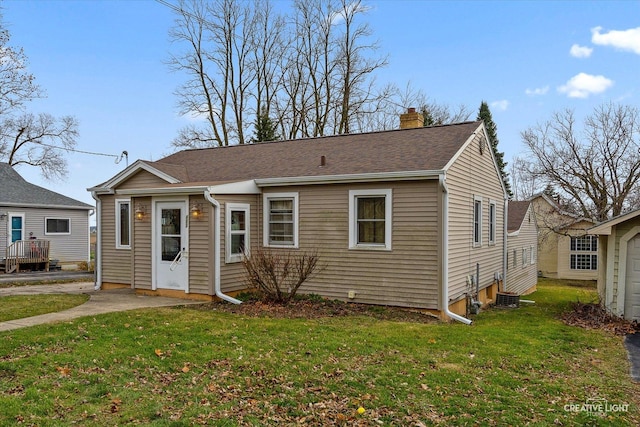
[165,120,483,156]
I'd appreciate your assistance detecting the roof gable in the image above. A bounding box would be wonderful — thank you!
[508,201,532,233]
[589,207,640,235]
[0,163,93,209]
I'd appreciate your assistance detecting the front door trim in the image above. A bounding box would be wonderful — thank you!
[151,198,189,292]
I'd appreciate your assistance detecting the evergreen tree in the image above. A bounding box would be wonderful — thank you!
[252,105,280,142]
[421,108,435,126]
[477,101,511,196]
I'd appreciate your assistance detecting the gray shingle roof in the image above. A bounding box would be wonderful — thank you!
[0,163,93,209]
[508,201,531,233]
[150,121,483,184]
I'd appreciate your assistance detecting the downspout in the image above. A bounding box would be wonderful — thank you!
[90,191,102,291]
[204,190,242,304]
[439,174,472,325]
[502,198,508,292]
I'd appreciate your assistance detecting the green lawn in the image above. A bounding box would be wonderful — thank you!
[0,279,638,426]
[0,294,89,322]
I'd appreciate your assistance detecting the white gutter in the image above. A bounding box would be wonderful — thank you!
[502,198,508,292]
[204,190,242,305]
[255,170,443,187]
[90,191,102,290]
[439,174,472,325]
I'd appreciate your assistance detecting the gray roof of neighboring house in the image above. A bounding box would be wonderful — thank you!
[508,201,532,233]
[0,163,93,210]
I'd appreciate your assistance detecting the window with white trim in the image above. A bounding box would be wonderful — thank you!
[570,235,598,270]
[512,249,517,269]
[349,189,392,250]
[263,193,298,247]
[530,245,536,265]
[473,196,482,247]
[115,199,131,249]
[488,200,496,245]
[45,218,70,235]
[226,203,250,263]
[522,247,527,267]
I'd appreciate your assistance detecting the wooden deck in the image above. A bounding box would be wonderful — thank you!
[4,240,50,273]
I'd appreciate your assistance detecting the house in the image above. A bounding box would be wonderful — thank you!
[89,110,509,323]
[0,163,94,272]
[506,200,538,295]
[530,193,597,281]
[589,208,640,321]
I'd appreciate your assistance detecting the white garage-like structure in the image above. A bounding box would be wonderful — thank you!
[590,209,640,321]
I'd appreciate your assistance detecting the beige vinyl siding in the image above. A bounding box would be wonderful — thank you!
[0,206,90,263]
[250,181,440,309]
[506,206,538,295]
[446,132,505,302]
[132,197,152,289]
[188,195,212,294]
[217,195,260,294]
[599,216,640,314]
[100,195,132,284]
[117,170,170,189]
[537,234,559,278]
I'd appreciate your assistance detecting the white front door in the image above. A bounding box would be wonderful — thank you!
[625,233,640,321]
[154,201,188,291]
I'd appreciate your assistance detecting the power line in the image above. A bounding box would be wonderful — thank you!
[36,141,129,166]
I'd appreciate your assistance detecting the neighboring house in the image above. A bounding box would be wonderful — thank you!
[530,193,597,281]
[0,163,94,272]
[506,200,538,295]
[589,209,640,321]
[89,110,510,322]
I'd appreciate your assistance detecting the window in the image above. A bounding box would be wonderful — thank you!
[570,235,598,270]
[522,247,527,267]
[45,218,70,235]
[349,189,392,250]
[473,196,482,247]
[115,199,131,249]
[226,203,250,263]
[488,200,496,245]
[530,245,536,265]
[263,193,298,247]
[512,249,517,269]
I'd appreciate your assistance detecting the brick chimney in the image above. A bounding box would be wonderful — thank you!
[399,107,424,129]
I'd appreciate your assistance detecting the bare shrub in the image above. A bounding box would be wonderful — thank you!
[241,248,320,304]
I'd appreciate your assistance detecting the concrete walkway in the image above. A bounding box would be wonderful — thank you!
[0,282,204,332]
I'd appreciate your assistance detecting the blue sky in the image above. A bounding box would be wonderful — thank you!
[3,0,640,210]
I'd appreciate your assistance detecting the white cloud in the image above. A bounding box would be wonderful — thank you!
[591,26,640,55]
[569,44,593,58]
[525,86,549,96]
[557,72,613,98]
[490,100,509,111]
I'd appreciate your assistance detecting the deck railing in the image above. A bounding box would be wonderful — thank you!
[5,240,50,273]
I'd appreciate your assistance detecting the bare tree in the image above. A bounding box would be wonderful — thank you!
[168,0,256,148]
[521,102,640,221]
[0,19,78,180]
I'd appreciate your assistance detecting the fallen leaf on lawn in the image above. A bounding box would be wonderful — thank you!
[182,365,190,373]
[56,366,71,376]
[428,338,437,344]
[155,349,164,357]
